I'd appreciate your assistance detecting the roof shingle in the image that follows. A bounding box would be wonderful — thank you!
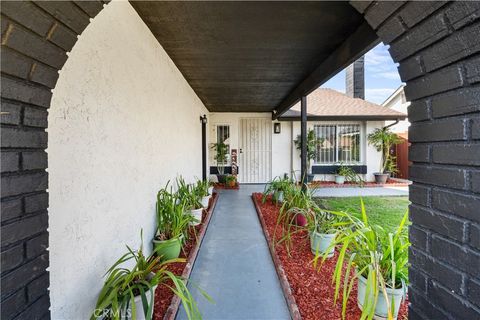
[279,88,407,120]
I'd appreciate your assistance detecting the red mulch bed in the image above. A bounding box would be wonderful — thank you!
[213,182,240,190]
[252,193,408,320]
[309,179,410,188]
[153,193,217,320]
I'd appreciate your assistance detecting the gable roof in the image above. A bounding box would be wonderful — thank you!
[278,88,407,121]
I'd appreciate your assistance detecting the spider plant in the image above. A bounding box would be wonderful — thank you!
[307,209,350,258]
[262,176,294,203]
[91,232,211,320]
[272,186,317,255]
[314,201,409,320]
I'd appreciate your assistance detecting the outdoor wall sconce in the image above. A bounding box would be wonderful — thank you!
[200,114,207,124]
[274,122,281,134]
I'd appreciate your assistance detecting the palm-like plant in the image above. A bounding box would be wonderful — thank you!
[91,232,211,320]
[314,201,409,320]
[367,128,402,174]
[294,129,323,174]
[211,142,228,175]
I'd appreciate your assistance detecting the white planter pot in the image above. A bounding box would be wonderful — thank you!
[309,231,336,257]
[189,208,203,226]
[357,274,405,320]
[121,283,157,320]
[133,284,157,320]
[201,196,210,208]
[335,175,345,184]
[276,191,284,202]
[208,186,214,195]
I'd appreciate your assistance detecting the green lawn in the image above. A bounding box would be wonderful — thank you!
[314,196,410,232]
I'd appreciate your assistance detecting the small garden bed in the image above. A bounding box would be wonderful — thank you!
[154,192,219,320]
[252,193,408,320]
[309,178,410,188]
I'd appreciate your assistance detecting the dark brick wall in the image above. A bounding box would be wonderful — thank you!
[0,2,105,319]
[351,1,480,318]
[1,1,479,319]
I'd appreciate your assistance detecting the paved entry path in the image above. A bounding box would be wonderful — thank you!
[176,185,290,320]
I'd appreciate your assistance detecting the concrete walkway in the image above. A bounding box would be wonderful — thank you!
[312,186,409,198]
[176,185,290,320]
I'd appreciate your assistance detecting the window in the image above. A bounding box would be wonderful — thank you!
[314,124,361,164]
[216,125,230,148]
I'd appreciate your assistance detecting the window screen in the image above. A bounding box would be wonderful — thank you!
[314,124,361,164]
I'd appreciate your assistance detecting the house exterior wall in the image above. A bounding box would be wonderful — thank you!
[209,114,384,182]
[383,87,410,133]
[47,2,208,319]
[291,120,384,182]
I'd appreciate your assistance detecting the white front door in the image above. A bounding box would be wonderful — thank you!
[239,118,272,183]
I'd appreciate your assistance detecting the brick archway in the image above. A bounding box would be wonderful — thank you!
[1,1,479,319]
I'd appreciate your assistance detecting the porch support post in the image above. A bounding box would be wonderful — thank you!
[300,95,307,191]
[200,115,208,181]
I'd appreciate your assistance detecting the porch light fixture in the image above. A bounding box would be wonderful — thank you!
[274,122,281,134]
[200,114,207,124]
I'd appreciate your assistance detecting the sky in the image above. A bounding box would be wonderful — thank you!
[320,43,403,105]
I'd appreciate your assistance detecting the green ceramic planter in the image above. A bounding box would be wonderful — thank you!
[152,236,183,260]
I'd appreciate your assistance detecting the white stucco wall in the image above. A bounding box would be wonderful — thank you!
[383,88,410,134]
[365,121,385,180]
[48,2,208,319]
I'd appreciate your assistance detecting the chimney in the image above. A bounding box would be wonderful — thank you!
[346,56,365,99]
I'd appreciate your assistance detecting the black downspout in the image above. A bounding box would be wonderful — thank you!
[300,96,307,191]
[200,115,207,181]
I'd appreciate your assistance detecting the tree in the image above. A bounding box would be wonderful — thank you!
[294,129,323,173]
[367,127,402,174]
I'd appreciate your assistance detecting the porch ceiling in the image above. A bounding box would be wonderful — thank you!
[130,1,378,115]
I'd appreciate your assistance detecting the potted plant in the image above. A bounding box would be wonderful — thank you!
[294,129,323,183]
[273,186,318,255]
[225,174,237,188]
[262,176,293,203]
[335,163,362,185]
[316,202,409,320]
[91,232,210,320]
[195,179,211,208]
[152,185,192,260]
[367,128,402,184]
[184,184,204,226]
[307,209,347,258]
[211,142,229,183]
[208,181,215,196]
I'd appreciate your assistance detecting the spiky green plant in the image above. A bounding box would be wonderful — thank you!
[272,185,318,255]
[367,128,402,174]
[262,176,294,204]
[91,232,212,320]
[313,201,410,320]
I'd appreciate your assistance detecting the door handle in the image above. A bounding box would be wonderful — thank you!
[239,149,243,153]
